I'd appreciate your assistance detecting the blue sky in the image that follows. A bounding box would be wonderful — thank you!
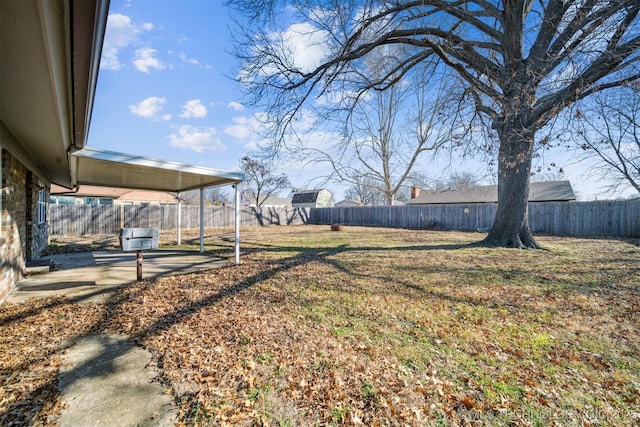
[90,0,367,200]
[88,0,630,201]
[89,1,263,173]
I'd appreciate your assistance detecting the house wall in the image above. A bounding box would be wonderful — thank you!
[0,148,48,301]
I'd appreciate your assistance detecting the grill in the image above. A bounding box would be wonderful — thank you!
[119,227,159,252]
[119,227,160,281]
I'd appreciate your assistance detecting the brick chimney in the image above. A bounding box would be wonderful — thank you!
[411,186,420,199]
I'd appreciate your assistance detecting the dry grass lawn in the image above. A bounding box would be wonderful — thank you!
[1,225,639,426]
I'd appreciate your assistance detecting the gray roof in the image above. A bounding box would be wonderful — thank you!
[335,199,364,207]
[407,181,576,205]
[291,190,322,204]
[259,196,292,206]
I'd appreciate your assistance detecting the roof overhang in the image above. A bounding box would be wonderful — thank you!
[70,147,244,193]
[1,1,243,195]
[0,0,109,188]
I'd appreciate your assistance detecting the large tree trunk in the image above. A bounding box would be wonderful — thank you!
[385,192,395,206]
[482,126,540,249]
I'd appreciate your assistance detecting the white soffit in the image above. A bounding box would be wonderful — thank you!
[71,147,244,192]
[0,0,109,188]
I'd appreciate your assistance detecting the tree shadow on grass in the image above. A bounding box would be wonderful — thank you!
[2,234,638,425]
[0,246,325,424]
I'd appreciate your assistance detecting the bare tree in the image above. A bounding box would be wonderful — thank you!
[176,190,200,206]
[205,187,231,205]
[240,156,290,206]
[345,177,387,205]
[571,85,640,196]
[530,167,566,183]
[295,53,457,205]
[431,171,482,191]
[175,187,231,206]
[230,0,640,248]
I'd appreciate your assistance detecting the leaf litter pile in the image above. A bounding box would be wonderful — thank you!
[1,226,639,426]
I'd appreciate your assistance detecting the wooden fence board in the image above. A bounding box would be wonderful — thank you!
[50,201,639,238]
[49,205,310,236]
[308,201,639,237]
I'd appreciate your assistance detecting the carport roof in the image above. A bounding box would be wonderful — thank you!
[70,147,244,193]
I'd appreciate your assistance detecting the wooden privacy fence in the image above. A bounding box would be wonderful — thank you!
[308,200,640,238]
[49,205,310,236]
[50,200,639,238]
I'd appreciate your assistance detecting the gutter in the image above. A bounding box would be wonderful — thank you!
[71,0,110,151]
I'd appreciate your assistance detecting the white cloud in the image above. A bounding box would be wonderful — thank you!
[228,101,245,112]
[133,48,165,73]
[168,125,225,152]
[180,99,207,118]
[315,88,366,107]
[176,52,213,69]
[223,113,270,151]
[178,52,200,65]
[101,13,153,71]
[240,21,329,84]
[278,22,329,73]
[129,96,166,118]
[292,109,316,133]
[224,114,264,140]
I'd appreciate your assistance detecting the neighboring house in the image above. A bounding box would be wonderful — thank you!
[0,0,109,301]
[406,181,576,205]
[50,184,178,205]
[335,199,364,208]
[291,189,335,208]
[247,195,292,208]
[335,199,405,207]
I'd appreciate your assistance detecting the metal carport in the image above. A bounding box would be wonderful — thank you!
[69,147,245,263]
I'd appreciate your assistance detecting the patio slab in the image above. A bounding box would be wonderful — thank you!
[7,249,229,303]
[6,249,230,426]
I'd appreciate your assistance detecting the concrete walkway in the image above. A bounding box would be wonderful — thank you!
[59,334,176,427]
[8,249,229,426]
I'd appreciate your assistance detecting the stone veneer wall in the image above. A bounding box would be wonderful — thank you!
[0,148,48,302]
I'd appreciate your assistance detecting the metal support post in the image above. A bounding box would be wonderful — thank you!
[136,250,143,281]
[177,192,182,245]
[234,183,240,264]
[200,187,205,253]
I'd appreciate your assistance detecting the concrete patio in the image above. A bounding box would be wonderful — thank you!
[6,249,229,426]
[7,249,229,304]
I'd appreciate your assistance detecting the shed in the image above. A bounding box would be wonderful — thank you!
[291,189,335,208]
[407,181,576,205]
